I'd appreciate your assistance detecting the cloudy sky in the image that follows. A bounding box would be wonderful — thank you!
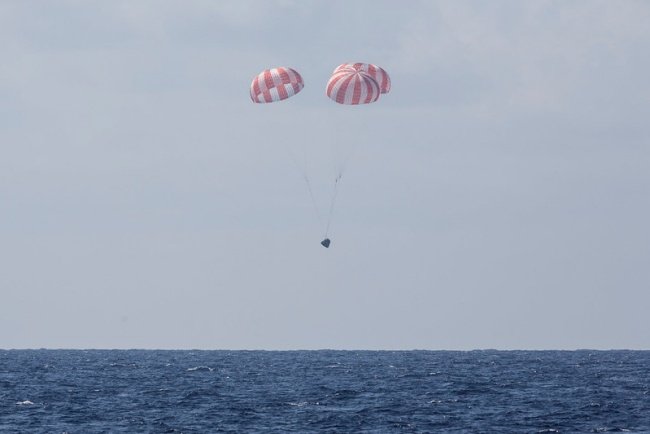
[1,1,649,350]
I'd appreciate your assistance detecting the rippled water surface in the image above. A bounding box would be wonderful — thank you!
[1,350,649,433]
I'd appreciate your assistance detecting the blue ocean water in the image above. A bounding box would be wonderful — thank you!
[1,350,649,433]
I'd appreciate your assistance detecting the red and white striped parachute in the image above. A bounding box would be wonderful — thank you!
[248,63,392,246]
[333,63,391,94]
[326,68,381,105]
[250,67,304,103]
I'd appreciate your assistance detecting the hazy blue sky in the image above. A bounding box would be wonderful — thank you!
[1,1,649,350]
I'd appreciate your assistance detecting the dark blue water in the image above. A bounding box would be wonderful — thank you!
[1,350,649,433]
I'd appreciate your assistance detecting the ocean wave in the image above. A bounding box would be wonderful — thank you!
[2,350,649,432]
[186,366,214,372]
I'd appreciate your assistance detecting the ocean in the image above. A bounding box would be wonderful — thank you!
[1,350,649,433]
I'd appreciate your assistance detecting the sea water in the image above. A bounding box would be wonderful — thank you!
[1,350,649,433]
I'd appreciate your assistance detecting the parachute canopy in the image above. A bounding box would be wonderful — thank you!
[326,68,380,105]
[333,63,391,94]
[250,67,304,103]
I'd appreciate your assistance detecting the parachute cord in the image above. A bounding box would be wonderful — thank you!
[323,140,357,238]
[303,174,323,224]
[332,138,358,185]
[324,172,343,238]
[285,144,324,224]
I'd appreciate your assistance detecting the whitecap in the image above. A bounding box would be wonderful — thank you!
[16,400,34,406]
[187,366,214,372]
[287,401,308,407]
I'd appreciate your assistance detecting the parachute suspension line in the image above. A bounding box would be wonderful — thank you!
[285,143,324,224]
[302,173,323,224]
[324,172,343,238]
[323,126,358,239]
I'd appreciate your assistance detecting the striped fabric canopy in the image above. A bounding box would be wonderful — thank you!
[250,67,304,103]
[333,63,391,94]
[325,69,380,105]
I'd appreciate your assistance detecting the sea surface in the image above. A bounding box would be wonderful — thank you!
[1,350,649,433]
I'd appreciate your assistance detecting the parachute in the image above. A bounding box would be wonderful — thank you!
[333,63,391,94]
[326,68,380,105]
[250,67,304,103]
[250,63,390,248]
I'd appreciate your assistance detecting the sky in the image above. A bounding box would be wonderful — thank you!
[1,0,649,350]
